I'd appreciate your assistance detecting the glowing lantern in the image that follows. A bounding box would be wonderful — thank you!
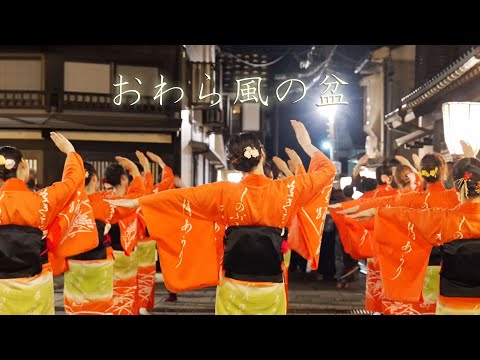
[442,102,480,156]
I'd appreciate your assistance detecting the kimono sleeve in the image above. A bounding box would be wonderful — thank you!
[138,183,225,293]
[153,165,175,193]
[373,206,465,302]
[278,151,336,210]
[379,205,480,247]
[144,172,155,195]
[329,197,365,256]
[296,164,306,175]
[285,153,334,270]
[47,190,98,260]
[357,193,402,212]
[37,152,86,230]
[343,216,374,260]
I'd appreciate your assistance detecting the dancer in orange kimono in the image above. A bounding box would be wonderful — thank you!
[347,153,459,314]
[106,120,336,315]
[62,162,115,315]
[0,132,98,315]
[330,159,400,314]
[134,151,175,314]
[272,148,332,308]
[88,159,146,315]
[349,156,480,314]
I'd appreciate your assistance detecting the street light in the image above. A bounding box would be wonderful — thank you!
[321,141,331,150]
[317,105,338,160]
[442,102,480,156]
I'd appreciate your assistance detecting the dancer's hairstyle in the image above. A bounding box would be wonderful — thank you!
[226,132,263,172]
[263,161,273,179]
[420,152,445,183]
[104,163,127,187]
[453,157,480,199]
[394,164,414,189]
[83,162,98,187]
[0,146,23,181]
[376,165,393,185]
[343,184,354,198]
[358,177,377,192]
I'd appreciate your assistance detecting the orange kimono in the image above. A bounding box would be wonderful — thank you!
[354,183,457,314]
[331,184,400,313]
[375,183,459,304]
[0,152,98,315]
[138,151,336,315]
[136,167,175,310]
[285,163,334,306]
[85,176,146,315]
[375,201,480,314]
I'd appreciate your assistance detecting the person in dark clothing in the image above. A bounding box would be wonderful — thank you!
[334,184,360,288]
[318,187,346,281]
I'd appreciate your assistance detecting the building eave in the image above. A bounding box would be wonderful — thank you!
[399,46,480,112]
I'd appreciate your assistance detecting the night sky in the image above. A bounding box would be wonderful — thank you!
[219,45,381,161]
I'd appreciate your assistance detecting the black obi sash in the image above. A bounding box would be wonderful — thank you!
[0,224,46,279]
[440,239,480,297]
[428,246,443,266]
[69,220,111,261]
[223,225,288,283]
[109,223,122,251]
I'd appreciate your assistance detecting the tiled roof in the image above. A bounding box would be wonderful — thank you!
[399,46,480,112]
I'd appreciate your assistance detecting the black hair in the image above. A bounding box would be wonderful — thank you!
[104,163,127,187]
[330,188,347,204]
[420,152,445,184]
[263,161,273,179]
[83,162,98,187]
[358,177,377,193]
[226,132,263,172]
[453,157,480,198]
[376,165,393,185]
[383,157,401,168]
[343,184,354,198]
[0,146,23,181]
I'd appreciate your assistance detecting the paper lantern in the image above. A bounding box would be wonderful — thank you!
[442,102,480,156]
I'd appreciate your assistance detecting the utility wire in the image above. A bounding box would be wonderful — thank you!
[219,48,291,68]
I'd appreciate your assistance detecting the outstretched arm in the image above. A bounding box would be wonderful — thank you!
[41,132,86,228]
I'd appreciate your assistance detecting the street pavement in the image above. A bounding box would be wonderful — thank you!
[54,270,368,315]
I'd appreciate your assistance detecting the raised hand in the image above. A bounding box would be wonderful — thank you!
[290,120,312,148]
[328,203,343,209]
[116,156,141,179]
[136,151,151,173]
[115,156,136,172]
[395,155,411,166]
[290,120,320,157]
[395,155,418,173]
[338,205,360,215]
[272,156,293,177]
[146,151,166,168]
[345,208,377,221]
[285,147,303,174]
[412,153,421,171]
[460,140,475,158]
[50,132,75,154]
[104,198,139,208]
[358,154,369,166]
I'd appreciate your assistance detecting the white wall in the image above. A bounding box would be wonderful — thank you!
[185,45,216,63]
[64,62,111,94]
[0,59,43,90]
[180,110,193,187]
[116,65,159,97]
